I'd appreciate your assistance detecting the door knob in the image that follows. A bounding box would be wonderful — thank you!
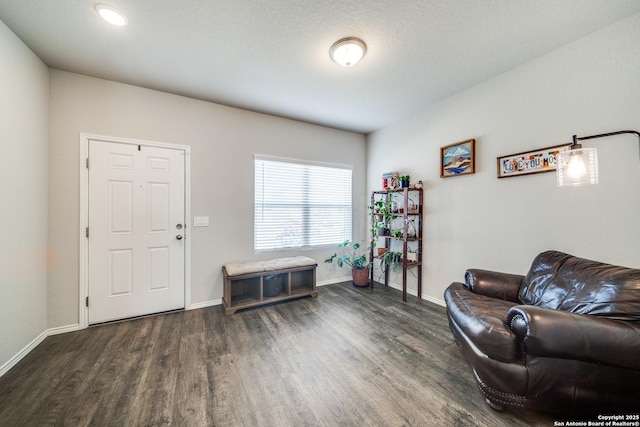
[176,234,183,240]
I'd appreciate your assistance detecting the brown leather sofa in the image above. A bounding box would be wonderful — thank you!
[444,250,640,415]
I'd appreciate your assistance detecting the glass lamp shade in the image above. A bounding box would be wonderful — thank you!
[556,147,598,186]
[330,38,366,67]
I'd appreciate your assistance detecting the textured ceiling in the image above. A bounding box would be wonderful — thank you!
[1,0,639,133]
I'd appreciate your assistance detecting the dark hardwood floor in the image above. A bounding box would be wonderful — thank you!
[0,283,556,426]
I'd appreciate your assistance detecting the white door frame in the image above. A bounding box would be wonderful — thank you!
[79,133,192,328]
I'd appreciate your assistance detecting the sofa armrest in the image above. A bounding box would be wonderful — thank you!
[507,305,640,370]
[465,269,523,303]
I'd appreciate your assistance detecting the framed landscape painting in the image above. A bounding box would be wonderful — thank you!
[440,139,475,178]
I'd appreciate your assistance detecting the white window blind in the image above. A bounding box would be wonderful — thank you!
[254,156,352,251]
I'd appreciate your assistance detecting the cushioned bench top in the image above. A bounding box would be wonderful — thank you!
[223,256,317,277]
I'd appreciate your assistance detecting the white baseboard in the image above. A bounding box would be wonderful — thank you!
[385,281,446,307]
[421,294,446,307]
[0,323,80,378]
[386,281,418,297]
[188,299,222,310]
[317,276,351,287]
[47,323,82,336]
[1,323,83,377]
[0,330,49,378]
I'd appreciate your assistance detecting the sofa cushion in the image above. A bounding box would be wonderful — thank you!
[444,282,519,362]
[518,250,640,320]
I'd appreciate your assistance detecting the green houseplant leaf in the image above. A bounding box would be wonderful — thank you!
[324,240,370,270]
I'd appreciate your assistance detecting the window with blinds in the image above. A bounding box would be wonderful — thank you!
[254,156,352,251]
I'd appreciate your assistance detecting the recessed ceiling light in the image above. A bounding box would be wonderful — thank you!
[95,4,128,26]
[329,37,367,67]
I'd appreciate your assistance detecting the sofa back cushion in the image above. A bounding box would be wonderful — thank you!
[518,250,640,320]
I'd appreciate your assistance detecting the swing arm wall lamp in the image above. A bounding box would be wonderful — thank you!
[556,130,640,186]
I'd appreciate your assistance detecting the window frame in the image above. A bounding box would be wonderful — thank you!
[254,154,353,253]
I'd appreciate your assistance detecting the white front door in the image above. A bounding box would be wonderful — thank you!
[88,139,186,324]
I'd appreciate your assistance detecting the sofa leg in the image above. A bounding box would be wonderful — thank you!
[485,398,505,412]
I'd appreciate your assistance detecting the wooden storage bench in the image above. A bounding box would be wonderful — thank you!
[222,256,317,315]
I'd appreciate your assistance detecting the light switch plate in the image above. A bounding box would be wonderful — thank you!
[193,216,209,227]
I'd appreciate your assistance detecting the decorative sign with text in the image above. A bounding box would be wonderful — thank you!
[497,143,571,178]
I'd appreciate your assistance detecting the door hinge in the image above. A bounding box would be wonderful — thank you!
[86,227,89,238]
[86,158,89,169]
[85,296,89,307]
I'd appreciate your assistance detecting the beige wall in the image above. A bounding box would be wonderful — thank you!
[48,71,366,328]
[0,19,49,370]
[367,13,640,304]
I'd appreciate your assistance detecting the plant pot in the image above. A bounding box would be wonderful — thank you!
[377,228,390,236]
[377,248,388,257]
[401,180,410,188]
[351,268,369,287]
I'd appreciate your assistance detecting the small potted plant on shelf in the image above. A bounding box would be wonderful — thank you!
[378,250,403,276]
[371,198,397,236]
[400,175,411,188]
[390,229,404,239]
[405,218,418,238]
[377,247,388,257]
[408,197,419,214]
[324,240,370,287]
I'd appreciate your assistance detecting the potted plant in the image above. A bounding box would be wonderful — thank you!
[371,213,388,236]
[406,217,418,238]
[400,175,410,188]
[378,250,403,276]
[390,229,404,239]
[408,197,419,214]
[324,240,370,287]
[370,198,397,236]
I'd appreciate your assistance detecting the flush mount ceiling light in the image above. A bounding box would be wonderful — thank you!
[95,4,128,26]
[329,37,367,67]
